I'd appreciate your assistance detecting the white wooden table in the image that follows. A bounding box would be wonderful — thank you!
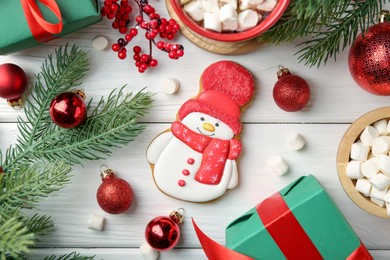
[1,1,390,259]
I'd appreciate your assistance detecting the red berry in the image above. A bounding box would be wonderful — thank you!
[164,43,171,51]
[165,25,173,33]
[121,0,129,7]
[176,49,184,57]
[125,34,133,41]
[149,59,158,67]
[101,6,110,16]
[112,20,119,29]
[156,41,165,49]
[138,67,146,73]
[133,46,141,54]
[130,28,138,36]
[110,3,119,12]
[104,0,112,6]
[169,19,176,26]
[118,51,127,59]
[173,24,180,31]
[112,43,120,52]
[141,54,150,63]
[140,63,148,71]
[143,5,152,13]
[118,20,126,27]
[125,6,132,13]
[133,54,141,61]
[135,15,143,23]
[107,12,115,19]
[135,61,142,67]
[167,33,175,40]
[171,44,179,51]
[150,19,158,29]
[119,26,127,34]
[168,51,177,59]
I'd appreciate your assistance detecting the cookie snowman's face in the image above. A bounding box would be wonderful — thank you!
[181,112,234,140]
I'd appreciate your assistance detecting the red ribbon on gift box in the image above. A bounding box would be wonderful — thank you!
[193,192,373,260]
[20,0,63,42]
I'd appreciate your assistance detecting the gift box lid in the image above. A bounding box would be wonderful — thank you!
[226,175,362,259]
[0,0,100,55]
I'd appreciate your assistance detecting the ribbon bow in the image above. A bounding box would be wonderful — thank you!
[21,0,63,42]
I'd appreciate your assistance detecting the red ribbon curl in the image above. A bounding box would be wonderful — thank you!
[20,0,63,42]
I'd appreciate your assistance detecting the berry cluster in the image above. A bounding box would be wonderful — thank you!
[101,0,184,73]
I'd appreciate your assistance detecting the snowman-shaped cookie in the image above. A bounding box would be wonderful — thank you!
[146,60,255,202]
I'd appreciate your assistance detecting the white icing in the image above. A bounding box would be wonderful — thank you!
[147,112,238,202]
[181,112,234,140]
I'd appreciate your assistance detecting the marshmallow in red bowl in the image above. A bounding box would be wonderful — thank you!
[171,0,289,42]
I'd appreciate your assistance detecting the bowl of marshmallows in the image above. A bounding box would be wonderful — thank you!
[170,0,290,42]
[337,107,390,218]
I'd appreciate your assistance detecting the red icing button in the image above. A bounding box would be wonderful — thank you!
[187,158,195,164]
[178,179,186,186]
[182,169,190,176]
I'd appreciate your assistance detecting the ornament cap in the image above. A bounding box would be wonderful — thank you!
[73,89,86,100]
[277,65,291,79]
[169,208,184,224]
[7,97,23,108]
[379,10,390,23]
[100,165,115,179]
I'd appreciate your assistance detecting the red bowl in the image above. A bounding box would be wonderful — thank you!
[170,0,290,42]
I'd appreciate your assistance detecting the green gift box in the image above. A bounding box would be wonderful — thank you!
[193,175,372,260]
[0,0,101,55]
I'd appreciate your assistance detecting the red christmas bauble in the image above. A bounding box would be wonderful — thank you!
[49,91,87,128]
[96,168,133,214]
[145,211,183,251]
[273,67,311,112]
[348,21,390,95]
[0,63,28,102]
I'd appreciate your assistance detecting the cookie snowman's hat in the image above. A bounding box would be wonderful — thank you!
[178,60,255,135]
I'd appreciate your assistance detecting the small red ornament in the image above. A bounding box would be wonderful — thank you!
[0,63,28,107]
[96,166,134,214]
[145,209,184,251]
[273,66,311,112]
[49,90,87,128]
[348,11,390,95]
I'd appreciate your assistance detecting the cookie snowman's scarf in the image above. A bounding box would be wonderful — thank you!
[171,121,242,185]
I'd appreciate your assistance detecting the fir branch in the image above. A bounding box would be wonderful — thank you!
[257,0,384,67]
[43,252,95,260]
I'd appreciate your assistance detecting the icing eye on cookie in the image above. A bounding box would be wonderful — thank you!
[200,117,205,121]
[215,122,220,127]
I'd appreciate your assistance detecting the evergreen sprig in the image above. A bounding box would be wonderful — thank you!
[0,45,153,259]
[257,0,384,67]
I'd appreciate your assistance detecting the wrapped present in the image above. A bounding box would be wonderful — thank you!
[193,175,372,260]
[0,0,101,55]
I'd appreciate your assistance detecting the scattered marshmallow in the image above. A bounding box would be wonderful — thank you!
[378,154,390,175]
[202,0,219,13]
[370,173,390,190]
[268,156,289,176]
[346,160,362,179]
[184,0,205,22]
[256,0,277,11]
[360,126,378,146]
[140,242,159,260]
[204,12,222,32]
[220,4,238,31]
[87,214,105,231]
[374,119,388,136]
[372,136,390,156]
[361,157,379,179]
[355,178,372,197]
[219,0,238,9]
[92,36,108,51]
[237,10,260,31]
[371,196,385,207]
[350,142,369,161]
[370,186,388,200]
[239,0,263,11]
[161,78,180,95]
[287,133,306,151]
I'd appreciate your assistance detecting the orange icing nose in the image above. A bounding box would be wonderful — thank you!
[203,122,215,132]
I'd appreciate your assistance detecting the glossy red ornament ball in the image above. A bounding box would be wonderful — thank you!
[96,168,133,214]
[348,20,390,95]
[145,211,183,251]
[0,63,28,101]
[49,91,87,128]
[273,67,311,112]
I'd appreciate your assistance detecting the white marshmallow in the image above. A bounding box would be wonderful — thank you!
[361,157,379,179]
[360,126,379,146]
[346,160,362,179]
[256,0,277,12]
[92,36,109,51]
[287,133,306,151]
[161,78,180,95]
[204,12,222,32]
[267,156,289,176]
[202,0,219,13]
[370,186,388,200]
[87,214,105,231]
[374,119,389,136]
[219,0,237,9]
[372,136,390,156]
[386,202,390,215]
[239,0,263,10]
[355,178,372,197]
[220,4,238,31]
[370,173,390,190]
[350,142,369,161]
[140,242,159,260]
[383,189,390,203]
[237,10,259,32]
[184,0,205,22]
[371,197,385,207]
[378,154,390,175]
